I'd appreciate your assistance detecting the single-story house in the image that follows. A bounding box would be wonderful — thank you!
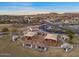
[21,31,70,51]
[21,32,48,51]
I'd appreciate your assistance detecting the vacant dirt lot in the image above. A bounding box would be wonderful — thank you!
[0,34,79,57]
[0,24,79,57]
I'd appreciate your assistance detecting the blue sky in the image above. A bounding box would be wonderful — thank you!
[0,2,79,15]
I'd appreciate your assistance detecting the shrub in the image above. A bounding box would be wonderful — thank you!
[1,27,9,32]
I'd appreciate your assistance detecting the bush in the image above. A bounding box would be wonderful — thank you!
[65,29,75,43]
[10,27,18,33]
[1,27,9,32]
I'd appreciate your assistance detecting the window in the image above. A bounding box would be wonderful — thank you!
[38,46,41,49]
[62,37,64,40]
[37,46,45,50]
[41,47,44,49]
[26,44,31,47]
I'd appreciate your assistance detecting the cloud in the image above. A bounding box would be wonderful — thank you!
[0,11,51,15]
[0,4,50,15]
[1,2,79,15]
[0,4,53,12]
[10,2,33,6]
[0,2,34,11]
[0,5,34,12]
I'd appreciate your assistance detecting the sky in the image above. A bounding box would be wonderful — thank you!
[0,2,79,15]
